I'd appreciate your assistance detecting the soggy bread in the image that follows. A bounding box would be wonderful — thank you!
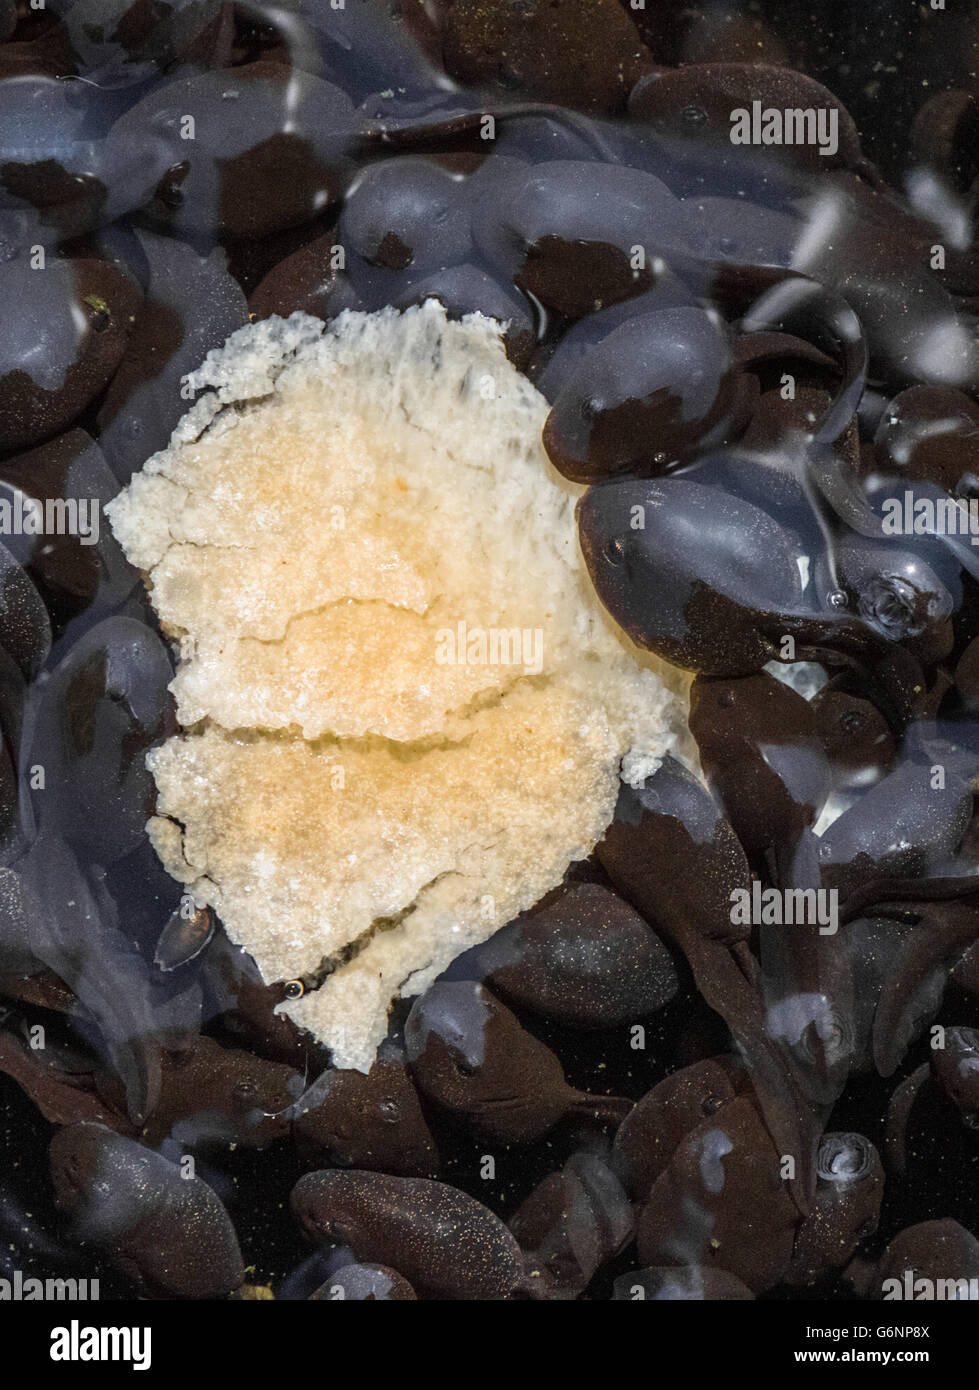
[107,302,689,1070]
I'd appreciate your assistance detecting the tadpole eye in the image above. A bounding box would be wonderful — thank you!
[378,1098,401,1124]
[701,1092,723,1116]
[232,1079,259,1109]
[455,1058,476,1078]
[863,576,917,636]
[284,980,304,999]
[604,537,626,567]
[874,560,951,646]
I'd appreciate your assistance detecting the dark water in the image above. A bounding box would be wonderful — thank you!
[0,0,978,1304]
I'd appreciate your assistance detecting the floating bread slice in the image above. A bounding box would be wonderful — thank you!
[107,302,689,1070]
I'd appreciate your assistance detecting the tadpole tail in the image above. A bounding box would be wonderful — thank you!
[737,275,867,447]
[565,1092,635,1132]
[872,900,979,1076]
[685,935,818,1218]
[840,872,979,924]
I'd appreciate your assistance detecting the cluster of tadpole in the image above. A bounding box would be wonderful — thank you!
[1,0,979,1300]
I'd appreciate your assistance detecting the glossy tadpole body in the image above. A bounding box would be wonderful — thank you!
[50,1122,244,1298]
[637,1093,801,1293]
[292,1058,439,1177]
[578,476,811,675]
[543,308,738,481]
[690,670,832,873]
[476,881,680,1029]
[785,1132,884,1286]
[291,1169,523,1300]
[405,981,627,1143]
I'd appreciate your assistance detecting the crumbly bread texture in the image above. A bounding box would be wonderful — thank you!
[107,302,689,1071]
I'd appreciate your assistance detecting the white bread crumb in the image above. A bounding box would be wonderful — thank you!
[107,302,689,1071]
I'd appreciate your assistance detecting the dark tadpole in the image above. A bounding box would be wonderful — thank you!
[509,1152,634,1301]
[542,307,740,481]
[873,385,979,495]
[50,1122,244,1299]
[636,1092,802,1294]
[784,1132,884,1287]
[291,1169,523,1300]
[596,757,818,1211]
[109,60,355,241]
[931,1025,979,1121]
[339,156,471,278]
[577,474,811,675]
[291,1056,439,1178]
[612,1055,749,1200]
[629,63,869,177]
[871,1219,979,1299]
[474,880,680,1029]
[404,980,630,1143]
[26,615,175,867]
[0,251,142,456]
[472,159,695,319]
[95,227,249,483]
[0,1022,128,1131]
[689,670,832,876]
[820,754,974,901]
[595,757,748,949]
[577,474,924,728]
[94,1034,302,1151]
[428,0,652,115]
